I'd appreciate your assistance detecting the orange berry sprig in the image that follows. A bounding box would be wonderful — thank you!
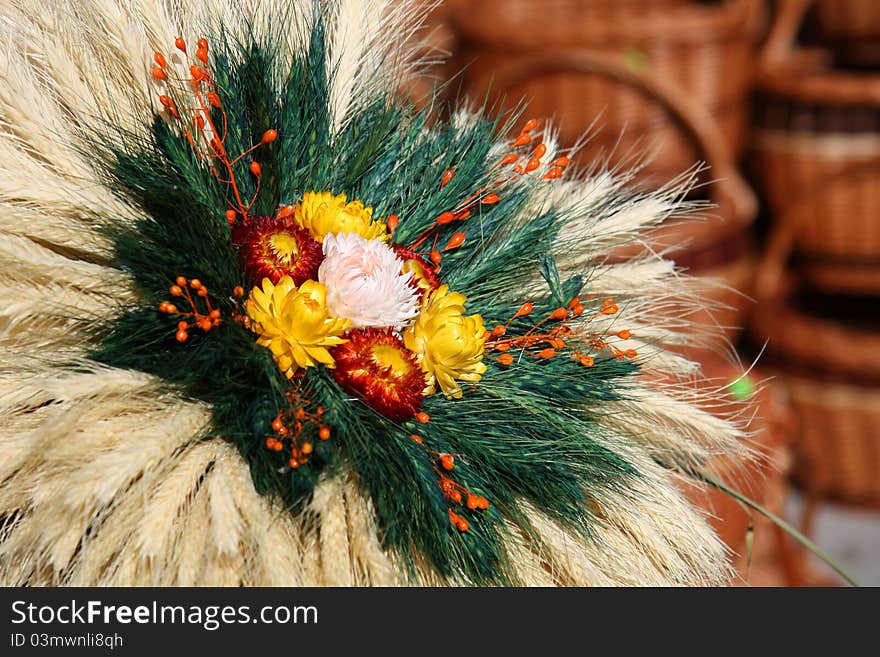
[405,179,496,266]
[408,118,567,259]
[151,37,278,227]
[485,297,581,364]
[159,276,222,342]
[599,297,619,315]
[409,432,490,533]
[407,226,469,273]
[496,118,571,180]
[265,390,331,469]
[487,296,637,367]
[228,284,253,329]
[593,298,637,360]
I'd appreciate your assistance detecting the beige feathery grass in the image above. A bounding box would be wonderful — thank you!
[0,0,754,587]
[597,387,751,468]
[342,474,403,586]
[173,483,213,586]
[134,441,220,559]
[310,474,355,586]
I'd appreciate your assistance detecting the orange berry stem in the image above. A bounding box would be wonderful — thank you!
[230,133,276,167]
[158,38,259,226]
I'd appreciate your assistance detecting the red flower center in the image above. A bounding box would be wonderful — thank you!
[232,215,322,286]
[330,328,426,423]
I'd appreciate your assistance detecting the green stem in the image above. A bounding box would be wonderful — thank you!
[693,470,860,587]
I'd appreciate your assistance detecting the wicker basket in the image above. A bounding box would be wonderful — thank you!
[753,297,880,506]
[753,0,880,296]
[751,136,880,296]
[815,0,880,67]
[753,164,880,509]
[783,373,880,509]
[752,289,880,382]
[448,0,763,186]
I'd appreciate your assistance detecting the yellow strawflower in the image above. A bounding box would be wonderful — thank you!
[404,285,487,398]
[296,191,388,243]
[247,276,349,378]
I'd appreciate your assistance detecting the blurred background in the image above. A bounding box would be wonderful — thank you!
[403,0,880,586]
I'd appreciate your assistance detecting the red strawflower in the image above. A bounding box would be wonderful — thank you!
[330,328,427,423]
[231,215,322,286]
[393,245,441,300]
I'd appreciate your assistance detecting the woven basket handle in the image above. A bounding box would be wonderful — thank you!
[753,212,797,305]
[489,50,758,226]
[755,159,880,304]
[759,0,814,69]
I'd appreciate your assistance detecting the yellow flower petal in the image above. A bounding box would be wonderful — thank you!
[403,285,487,398]
[295,191,389,243]
[247,276,350,376]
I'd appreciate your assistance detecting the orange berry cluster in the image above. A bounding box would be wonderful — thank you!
[599,297,619,315]
[151,36,277,227]
[486,296,582,364]
[501,118,570,180]
[265,390,330,469]
[228,284,253,330]
[406,118,564,266]
[407,219,469,271]
[487,296,637,367]
[159,276,221,342]
[410,433,489,533]
[578,300,638,362]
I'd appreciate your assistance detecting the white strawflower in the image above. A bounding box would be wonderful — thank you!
[318,232,420,330]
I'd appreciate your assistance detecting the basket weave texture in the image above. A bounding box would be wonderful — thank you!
[754,0,880,295]
[785,376,880,508]
[815,0,880,41]
[448,0,762,186]
[753,0,880,502]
